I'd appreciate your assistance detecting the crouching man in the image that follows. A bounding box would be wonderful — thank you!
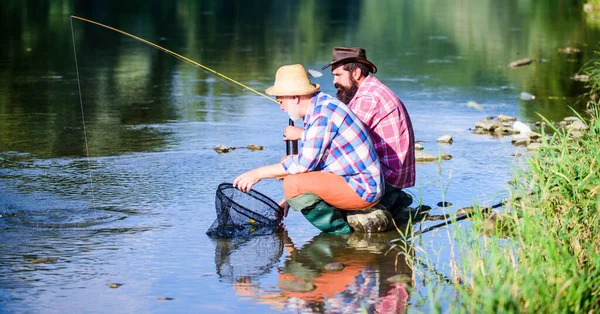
[233,64,384,234]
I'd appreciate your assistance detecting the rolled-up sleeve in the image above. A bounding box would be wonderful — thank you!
[281,115,333,174]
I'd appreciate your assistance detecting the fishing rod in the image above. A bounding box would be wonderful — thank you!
[389,199,509,244]
[70,15,278,105]
[70,16,303,156]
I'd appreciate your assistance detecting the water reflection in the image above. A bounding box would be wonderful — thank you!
[216,230,412,313]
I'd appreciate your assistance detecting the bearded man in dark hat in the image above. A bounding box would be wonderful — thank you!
[327,47,416,216]
[285,48,417,228]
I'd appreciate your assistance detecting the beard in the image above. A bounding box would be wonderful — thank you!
[335,78,359,104]
[287,103,301,121]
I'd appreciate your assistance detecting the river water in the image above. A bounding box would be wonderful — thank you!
[1,1,598,313]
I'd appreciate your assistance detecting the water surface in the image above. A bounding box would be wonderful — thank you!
[1,0,598,312]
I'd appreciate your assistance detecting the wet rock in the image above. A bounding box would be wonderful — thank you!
[279,279,316,293]
[472,128,489,135]
[557,47,581,54]
[108,283,123,289]
[456,207,477,217]
[509,58,533,68]
[527,143,542,151]
[437,135,453,144]
[528,132,542,140]
[476,119,501,131]
[415,151,451,162]
[519,92,536,101]
[511,135,531,146]
[213,145,236,154]
[415,151,436,162]
[467,101,483,111]
[29,257,58,264]
[437,201,453,207]
[512,121,532,135]
[246,144,265,151]
[156,297,174,301]
[324,262,345,272]
[440,154,452,160]
[386,274,412,285]
[568,120,589,131]
[346,208,392,233]
[571,74,589,82]
[414,143,424,150]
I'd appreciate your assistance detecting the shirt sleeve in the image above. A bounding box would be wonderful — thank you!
[281,114,333,174]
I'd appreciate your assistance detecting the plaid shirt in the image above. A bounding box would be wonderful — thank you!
[348,75,415,189]
[281,92,383,203]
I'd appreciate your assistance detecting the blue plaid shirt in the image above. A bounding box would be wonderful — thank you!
[281,92,383,202]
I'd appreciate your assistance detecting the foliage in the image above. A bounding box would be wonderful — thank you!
[442,103,600,312]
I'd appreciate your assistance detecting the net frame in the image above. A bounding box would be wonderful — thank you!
[207,183,283,238]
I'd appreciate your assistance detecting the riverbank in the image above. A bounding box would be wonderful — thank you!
[418,101,600,312]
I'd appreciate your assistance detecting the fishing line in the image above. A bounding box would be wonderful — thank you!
[70,17,96,211]
[70,15,279,105]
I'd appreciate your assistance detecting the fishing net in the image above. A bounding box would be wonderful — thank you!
[206,183,283,238]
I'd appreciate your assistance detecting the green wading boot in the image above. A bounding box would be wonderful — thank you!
[286,193,352,235]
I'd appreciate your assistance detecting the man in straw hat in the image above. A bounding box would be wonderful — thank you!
[286,47,418,221]
[233,64,386,234]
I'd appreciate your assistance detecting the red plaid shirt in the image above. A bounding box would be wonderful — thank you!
[348,75,415,189]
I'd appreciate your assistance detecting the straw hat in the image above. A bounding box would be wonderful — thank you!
[321,47,377,74]
[265,64,320,96]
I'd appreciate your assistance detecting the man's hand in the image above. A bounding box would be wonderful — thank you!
[278,199,290,219]
[283,126,303,141]
[233,169,262,192]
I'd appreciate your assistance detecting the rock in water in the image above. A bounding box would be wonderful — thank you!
[29,257,58,264]
[324,262,345,272]
[386,274,412,285]
[246,144,265,151]
[279,279,316,292]
[509,58,533,68]
[512,121,532,135]
[213,145,235,153]
[519,92,536,101]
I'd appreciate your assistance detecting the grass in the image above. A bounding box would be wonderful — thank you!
[440,103,600,313]
[399,100,600,311]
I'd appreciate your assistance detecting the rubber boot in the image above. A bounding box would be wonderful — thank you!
[286,193,352,234]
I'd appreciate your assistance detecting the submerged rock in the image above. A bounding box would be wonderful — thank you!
[519,92,536,101]
[279,279,316,292]
[213,145,236,154]
[557,47,581,54]
[509,58,533,68]
[29,257,58,264]
[437,135,453,144]
[324,262,345,272]
[467,101,483,111]
[571,74,589,82]
[386,274,412,285]
[415,151,452,162]
[246,144,266,151]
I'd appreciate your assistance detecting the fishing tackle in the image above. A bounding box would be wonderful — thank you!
[70,15,278,105]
